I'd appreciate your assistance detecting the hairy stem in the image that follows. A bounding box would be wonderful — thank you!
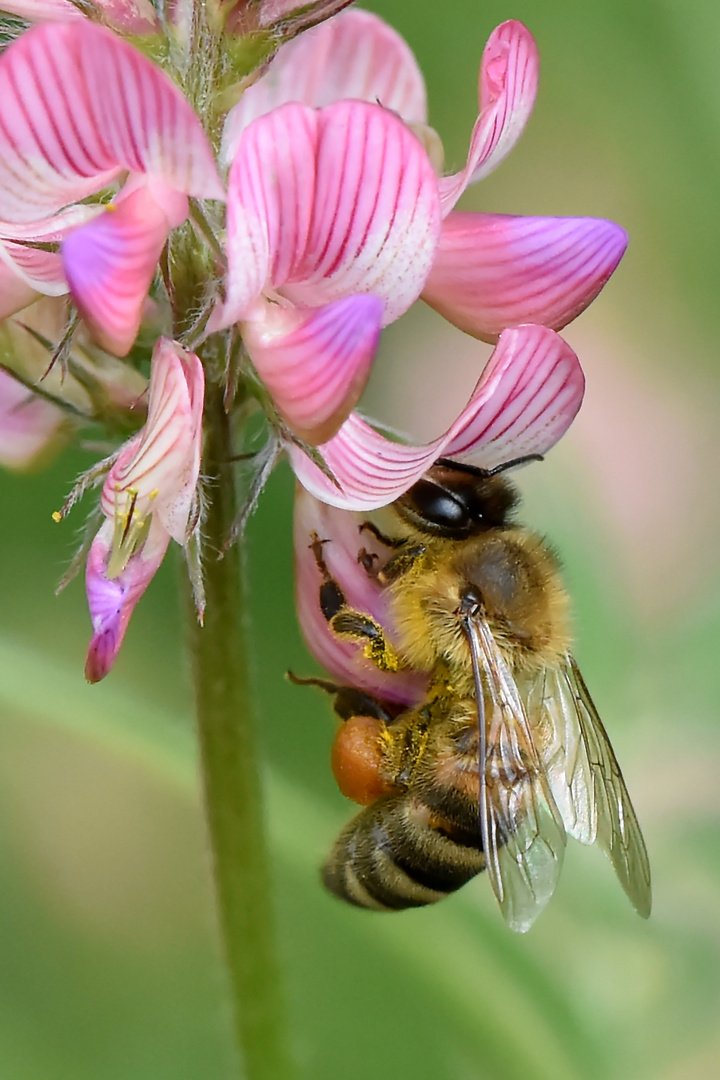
[186,381,294,1080]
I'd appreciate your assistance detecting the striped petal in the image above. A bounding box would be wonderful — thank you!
[62,183,187,356]
[439,20,539,216]
[101,338,203,549]
[85,517,169,684]
[0,22,223,224]
[221,101,440,327]
[0,204,106,312]
[244,294,383,444]
[289,325,584,510]
[222,8,426,164]
[423,213,629,341]
[294,484,428,705]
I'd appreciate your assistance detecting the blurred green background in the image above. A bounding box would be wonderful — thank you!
[1,0,719,1077]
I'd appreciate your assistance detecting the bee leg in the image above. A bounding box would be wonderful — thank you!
[287,672,398,725]
[377,545,426,586]
[309,532,404,673]
[331,610,404,672]
[359,521,405,549]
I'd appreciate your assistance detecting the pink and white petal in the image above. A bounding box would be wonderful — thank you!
[294,485,428,704]
[101,338,203,542]
[244,293,383,444]
[289,325,583,510]
[423,213,629,341]
[0,0,84,20]
[438,20,539,216]
[62,184,186,356]
[0,203,106,304]
[0,0,159,28]
[285,101,441,323]
[85,518,169,683]
[222,9,426,164]
[0,22,223,223]
[0,369,68,469]
[94,0,160,33]
[220,103,319,326]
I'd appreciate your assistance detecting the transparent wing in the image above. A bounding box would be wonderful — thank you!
[535,656,652,919]
[463,614,566,933]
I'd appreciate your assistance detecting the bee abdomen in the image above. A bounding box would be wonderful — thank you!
[322,795,485,911]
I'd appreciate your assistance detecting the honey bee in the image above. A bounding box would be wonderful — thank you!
[298,457,651,932]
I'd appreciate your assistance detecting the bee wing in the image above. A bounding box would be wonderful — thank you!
[537,657,652,919]
[464,615,567,933]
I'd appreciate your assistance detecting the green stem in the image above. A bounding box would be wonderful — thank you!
[186,382,294,1080]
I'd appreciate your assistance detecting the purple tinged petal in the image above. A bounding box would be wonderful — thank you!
[222,8,426,164]
[289,325,584,510]
[85,519,169,683]
[294,486,428,704]
[0,22,223,224]
[438,20,539,216]
[62,183,187,356]
[423,212,628,342]
[244,294,383,444]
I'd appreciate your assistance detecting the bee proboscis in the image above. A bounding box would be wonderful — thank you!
[297,458,651,932]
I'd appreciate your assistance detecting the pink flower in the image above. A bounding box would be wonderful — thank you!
[293,323,584,694]
[0,20,223,355]
[84,337,204,682]
[0,367,68,470]
[216,11,625,447]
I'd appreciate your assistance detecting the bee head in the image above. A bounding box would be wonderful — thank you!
[394,456,539,538]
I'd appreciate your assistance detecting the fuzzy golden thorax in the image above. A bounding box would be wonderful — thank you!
[383,526,571,688]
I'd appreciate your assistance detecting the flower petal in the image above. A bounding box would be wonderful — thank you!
[85,518,169,683]
[289,325,584,510]
[101,338,204,543]
[0,257,43,319]
[222,8,426,164]
[0,22,223,223]
[423,212,628,341]
[294,485,428,704]
[0,204,106,311]
[0,368,68,469]
[62,183,187,356]
[438,20,539,216]
[244,294,383,444]
[1,0,159,31]
[0,0,83,20]
[222,101,441,327]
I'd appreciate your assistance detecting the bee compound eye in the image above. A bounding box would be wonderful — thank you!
[406,480,469,530]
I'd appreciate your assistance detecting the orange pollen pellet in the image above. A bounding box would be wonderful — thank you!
[330,715,394,806]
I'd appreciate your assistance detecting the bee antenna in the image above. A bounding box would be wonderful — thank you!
[434,454,543,479]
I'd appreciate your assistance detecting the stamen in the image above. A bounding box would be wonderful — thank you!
[106,486,158,578]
